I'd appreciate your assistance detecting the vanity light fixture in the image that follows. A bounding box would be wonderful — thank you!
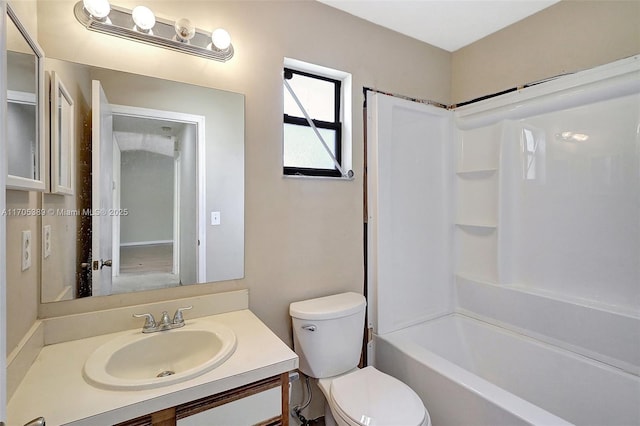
[74,1,234,62]
[211,28,231,51]
[131,6,155,34]
[174,18,196,42]
[83,0,110,21]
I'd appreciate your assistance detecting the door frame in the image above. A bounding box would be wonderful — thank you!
[110,104,207,282]
[1,1,8,420]
[111,136,121,276]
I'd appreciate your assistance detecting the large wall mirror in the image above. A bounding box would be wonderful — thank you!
[40,59,245,303]
[6,4,45,191]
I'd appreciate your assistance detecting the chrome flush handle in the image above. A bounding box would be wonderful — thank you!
[301,324,317,332]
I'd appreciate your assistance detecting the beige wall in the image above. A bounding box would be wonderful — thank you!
[6,0,450,355]
[452,0,640,104]
[5,191,40,356]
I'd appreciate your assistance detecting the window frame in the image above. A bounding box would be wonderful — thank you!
[283,67,343,177]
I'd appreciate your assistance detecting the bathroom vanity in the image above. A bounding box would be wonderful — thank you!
[7,292,298,425]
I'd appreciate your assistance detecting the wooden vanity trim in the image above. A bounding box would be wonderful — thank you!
[281,372,290,426]
[175,374,282,419]
[150,408,176,426]
[115,373,290,426]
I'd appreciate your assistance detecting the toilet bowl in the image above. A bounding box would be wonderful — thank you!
[289,293,431,426]
[318,367,430,426]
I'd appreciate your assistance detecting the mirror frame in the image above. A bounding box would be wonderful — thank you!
[1,0,10,417]
[6,3,46,192]
[50,71,74,195]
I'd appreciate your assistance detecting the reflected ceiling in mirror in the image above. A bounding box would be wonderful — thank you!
[41,59,245,303]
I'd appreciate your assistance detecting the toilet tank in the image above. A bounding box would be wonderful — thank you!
[289,292,366,378]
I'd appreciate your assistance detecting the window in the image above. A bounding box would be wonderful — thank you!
[522,127,545,182]
[283,66,345,177]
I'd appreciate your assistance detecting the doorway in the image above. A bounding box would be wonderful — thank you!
[107,105,204,294]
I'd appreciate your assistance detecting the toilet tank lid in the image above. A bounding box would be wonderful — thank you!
[290,292,366,320]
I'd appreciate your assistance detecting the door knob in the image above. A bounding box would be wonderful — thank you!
[100,259,113,269]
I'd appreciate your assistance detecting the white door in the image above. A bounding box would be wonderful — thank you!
[91,80,114,296]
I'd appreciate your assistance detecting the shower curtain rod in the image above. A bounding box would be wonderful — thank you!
[363,71,574,110]
[450,72,573,108]
[362,87,448,110]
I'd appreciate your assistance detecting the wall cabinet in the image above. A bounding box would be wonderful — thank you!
[6,3,46,191]
[117,373,289,426]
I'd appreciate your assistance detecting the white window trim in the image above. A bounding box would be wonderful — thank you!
[284,57,353,180]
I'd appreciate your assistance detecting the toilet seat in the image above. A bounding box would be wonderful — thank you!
[328,366,428,426]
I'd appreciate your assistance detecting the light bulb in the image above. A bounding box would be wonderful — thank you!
[174,18,195,42]
[83,0,111,20]
[132,6,155,32]
[211,28,231,51]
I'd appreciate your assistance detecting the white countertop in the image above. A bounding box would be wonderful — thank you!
[7,309,298,425]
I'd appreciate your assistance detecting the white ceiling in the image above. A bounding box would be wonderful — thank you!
[113,115,188,157]
[317,0,561,52]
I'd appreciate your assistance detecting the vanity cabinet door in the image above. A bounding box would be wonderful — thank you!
[177,386,281,425]
[116,373,289,426]
[176,374,289,426]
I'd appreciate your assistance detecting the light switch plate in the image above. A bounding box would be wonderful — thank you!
[22,230,32,271]
[211,211,221,226]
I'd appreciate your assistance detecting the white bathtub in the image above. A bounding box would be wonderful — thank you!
[374,314,640,426]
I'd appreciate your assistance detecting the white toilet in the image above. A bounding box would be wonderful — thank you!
[290,292,430,426]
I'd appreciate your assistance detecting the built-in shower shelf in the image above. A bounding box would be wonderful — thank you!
[455,222,498,230]
[456,224,499,281]
[456,168,498,177]
[454,273,500,287]
[455,125,503,286]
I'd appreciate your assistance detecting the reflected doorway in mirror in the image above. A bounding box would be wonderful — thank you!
[89,89,205,296]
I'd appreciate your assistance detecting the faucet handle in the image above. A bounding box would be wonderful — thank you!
[172,306,193,326]
[133,313,157,331]
[159,311,172,327]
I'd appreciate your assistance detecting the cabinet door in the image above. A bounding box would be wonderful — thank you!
[117,374,290,426]
[177,386,281,426]
[176,374,289,426]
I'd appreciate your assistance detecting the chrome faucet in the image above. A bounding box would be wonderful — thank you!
[133,306,193,333]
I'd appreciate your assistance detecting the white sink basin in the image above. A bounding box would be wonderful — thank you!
[83,320,237,390]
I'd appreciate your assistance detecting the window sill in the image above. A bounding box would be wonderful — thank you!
[283,174,355,182]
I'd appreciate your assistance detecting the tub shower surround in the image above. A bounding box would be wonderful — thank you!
[367,56,640,426]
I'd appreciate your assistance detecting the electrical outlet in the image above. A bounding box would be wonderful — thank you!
[43,225,52,259]
[22,230,32,271]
